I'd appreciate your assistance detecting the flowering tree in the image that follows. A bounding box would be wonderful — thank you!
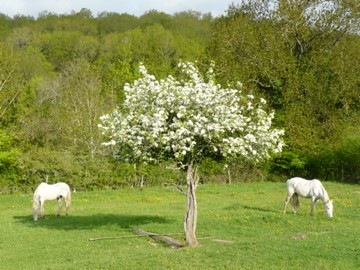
[99,62,284,247]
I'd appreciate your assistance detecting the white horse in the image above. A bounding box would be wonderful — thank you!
[32,182,71,221]
[283,177,333,218]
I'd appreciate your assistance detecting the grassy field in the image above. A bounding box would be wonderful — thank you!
[0,182,359,269]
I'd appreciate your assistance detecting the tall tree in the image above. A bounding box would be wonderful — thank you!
[54,59,105,156]
[208,0,360,171]
[97,12,138,34]
[0,43,25,124]
[35,30,89,71]
[99,62,284,246]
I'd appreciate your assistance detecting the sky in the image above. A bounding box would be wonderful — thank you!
[0,0,239,18]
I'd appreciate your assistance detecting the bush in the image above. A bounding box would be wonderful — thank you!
[16,148,186,192]
[314,135,360,183]
[198,158,270,183]
[266,150,310,181]
[0,130,22,193]
[99,160,184,189]
[18,148,82,190]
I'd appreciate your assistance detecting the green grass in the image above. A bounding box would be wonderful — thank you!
[0,182,359,269]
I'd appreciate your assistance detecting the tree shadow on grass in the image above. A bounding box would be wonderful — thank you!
[13,214,171,231]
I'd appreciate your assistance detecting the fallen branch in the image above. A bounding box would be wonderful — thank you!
[133,228,184,248]
[89,230,231,246]
[88,232,184,242]
[88,235,145,241]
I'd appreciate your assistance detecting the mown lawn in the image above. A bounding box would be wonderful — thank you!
[0,182,359,269]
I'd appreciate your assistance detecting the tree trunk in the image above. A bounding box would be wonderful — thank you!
[184,160,199,247]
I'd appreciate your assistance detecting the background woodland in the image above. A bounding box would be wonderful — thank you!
[0,0,359,192]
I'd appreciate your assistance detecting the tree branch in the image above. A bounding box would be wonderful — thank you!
[173,184,187,195]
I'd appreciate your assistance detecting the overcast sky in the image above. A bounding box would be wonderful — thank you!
[0,0,238,18]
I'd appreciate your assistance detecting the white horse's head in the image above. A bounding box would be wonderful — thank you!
[324,200,333,218]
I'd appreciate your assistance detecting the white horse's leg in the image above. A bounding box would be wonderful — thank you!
[40,200,45,218]
[310,197,318,216]
[292,200,297,214]
[33,205,38,221]
[291,193,300,214]
[283,193,292,214]
[57,197,63,216]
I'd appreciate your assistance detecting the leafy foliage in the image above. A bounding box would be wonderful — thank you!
[208,0,360,181]
[0,130,21,191]
[0,2,359,192]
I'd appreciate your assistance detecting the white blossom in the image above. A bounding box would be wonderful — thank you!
[99,61,284,164]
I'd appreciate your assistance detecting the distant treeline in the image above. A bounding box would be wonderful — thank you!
[0,1,359,193]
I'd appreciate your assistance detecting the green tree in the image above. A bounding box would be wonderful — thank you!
[97,31,134,64]
[100,59,139,109]
[35,30,88,70]
[141,24,178,76]
[35,9,97,35]
[0,13,12,37]
[139,10,172,28]
[171,10,212,48]
[0,129,20,187]
[97,12,138,34]
[0,43,25,125]
[170,11,212,61]
[208,0,360,178]
[54,59,106,156]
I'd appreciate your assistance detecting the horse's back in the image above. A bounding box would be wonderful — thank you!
[286,177,323,197]
[52,182,71,196]
[34,182,71,201]
[35,182,47,190]
[54,182,70,190]
[286,177,308,189]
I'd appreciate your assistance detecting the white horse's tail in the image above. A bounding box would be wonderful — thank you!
[66,189,71,208]
[62,184,71,215]
[290,193,300,209]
